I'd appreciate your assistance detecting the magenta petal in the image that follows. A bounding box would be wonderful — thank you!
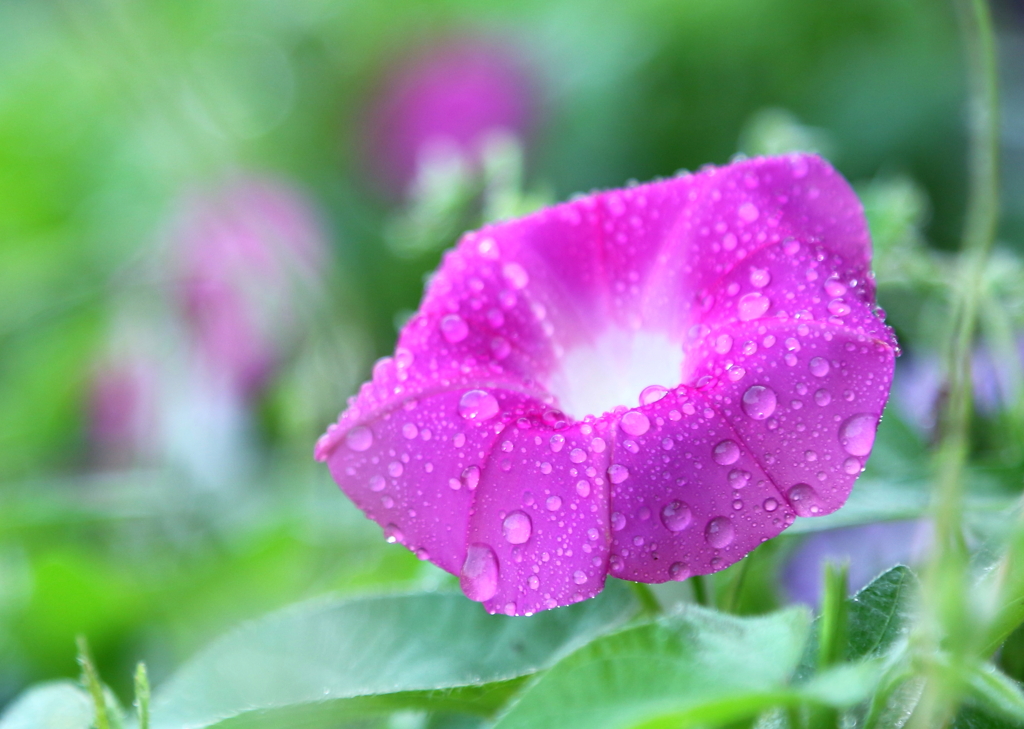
[606,390,795,582]
[465,421,611,615]
[320,385,546,575]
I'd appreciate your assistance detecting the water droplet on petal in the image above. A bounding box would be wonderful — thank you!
[459,390,500,421]
[828,299,851,317]
[369,475,386,492]
[763,497,778,512]
[528,575,540,589]
[705,517,735,548]
[402,423,418,439]
[728,469,751,488]
[388,461,404,477]
[669,562,691,581]
[620,411,651,436]
[742,385,777,420]
[502,511,532,544]
[550,434,565,452]
[713,439,741,466]
[546,495,562,511]
[843,457,862,475]
[502,262,529,289]
[660,500,692,532]
[738,202,760,222]
[384,523,404,543]
[608,464,630,484]
[611,512,627,531]
[461,465,481,490]
[345,426,373,452]
[576,480,591,497]
[824,277,848,297]
[839,414,878,456]
[570,448,587,463]
[738,292,770,321]
[460,544,499,601]
[714,334,733,354]
[787,483,823,516]
[573,570,588,585]
[440,314,469,343]
[750,267,771,288]
[640,385,669,405]
[809,357,830,377]
[814,388,832,406]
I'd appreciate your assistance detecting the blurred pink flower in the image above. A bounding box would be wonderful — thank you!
[364,38,534,196]
[317,154,897,615]
[171,177,328,397]
[87,356,159,469]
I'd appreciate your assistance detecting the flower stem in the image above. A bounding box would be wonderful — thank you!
[911,0,999,725]
[628,582,662,617]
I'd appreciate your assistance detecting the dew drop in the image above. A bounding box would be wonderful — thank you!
[713,439,741,465]
[738,292,770,321]
[809,356,830,378]
[787,483,823,517]
[660,500,692,532]
[741,385,777,420]
[705,517,735,548]
[738,202,760,222]
[611,512,627,531]
[345,426,373,452]
[591,437,607,453]
[839,414,878,456]
[528,575,540,589]
[369,475,386,492]
[576,480,591,497]
[546,495,562,511]
[750,268,771,288]
[843,457,862,475]
[569,448,587,463]
[824,277,848,297]
[384,523,404,544]
[669,562,691,581]
[502,262,529,289]
[814,388,832,406]
[461,465,481,490]
[549,434,565,453]
[502,511,533,544]
[610,554,625,572]
[620,411,651,436]
[763,497,778,512]
[440,314,469,343]
[460,544,499,601]
[828,299,851,317]
[608,464,630,484]
[573,570,588,585]
[640,385,669,405]
[387,461,403,477]
[491,337,511,359]
[661,437,674,451]
[459,390,500,421]
[714,334,733,354]
[728,469,751,488]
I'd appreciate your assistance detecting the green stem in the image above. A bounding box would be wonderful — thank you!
[76,636,111,729]
[628,582,662,617]
[910,0,999,725]
[691,574,711,607]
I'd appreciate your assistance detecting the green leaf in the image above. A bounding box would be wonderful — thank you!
[491,605,812,729]
[0,680,94,729]
[847,566,918,661]
[958,657,1024,726]
[150,585,635,729]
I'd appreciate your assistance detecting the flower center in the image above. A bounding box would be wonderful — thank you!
[545,327,684,420]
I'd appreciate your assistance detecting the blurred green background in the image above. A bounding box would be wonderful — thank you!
[2,0,1023,713]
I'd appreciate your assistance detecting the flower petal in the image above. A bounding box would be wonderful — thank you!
[606,389,794,582]
[465,421,611,615]
[319,381,546,575]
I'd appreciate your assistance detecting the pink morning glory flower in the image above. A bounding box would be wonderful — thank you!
[170,176,328,397]
[316,153,897,615]
[363,38,534,196]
